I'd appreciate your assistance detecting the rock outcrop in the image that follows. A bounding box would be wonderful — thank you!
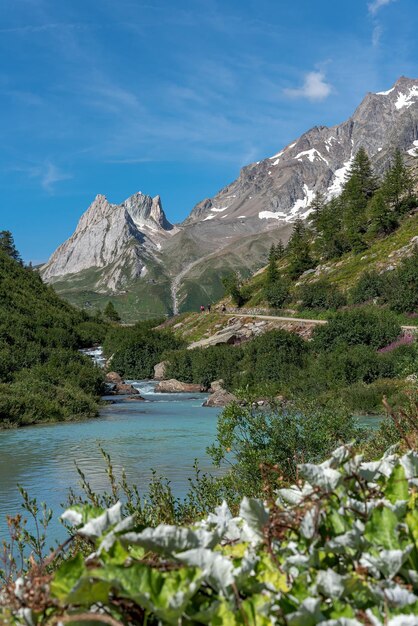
[105,371,143,396]
[153,361,169,380]
[41,192,177,293]
[154,379,205,393]
[203,389,238,407]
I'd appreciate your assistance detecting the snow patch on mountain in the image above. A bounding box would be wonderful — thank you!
[327,156,354,199]
[407,140,418,156]
[295,149,329,165]
[259,210,287,220]
[376,87,395,96]
[395,86,418,110]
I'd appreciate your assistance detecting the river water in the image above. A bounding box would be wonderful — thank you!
[0,348,384,546]
[0,380,222,544]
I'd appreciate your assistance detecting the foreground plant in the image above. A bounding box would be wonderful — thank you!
[2,441,418,625]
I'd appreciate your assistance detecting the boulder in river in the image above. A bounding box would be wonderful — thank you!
[209,379,224,393]
[106,371,123,384]
[154,361,169,380]
[155,379,205,393]
[203,389,238,407]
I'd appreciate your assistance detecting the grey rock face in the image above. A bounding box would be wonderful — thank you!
[184,76,418,228]
[41,192,177,291]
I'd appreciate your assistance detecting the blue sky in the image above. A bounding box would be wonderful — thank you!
[0,0,417,262]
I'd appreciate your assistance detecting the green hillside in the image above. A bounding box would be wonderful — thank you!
[225,152,418,323]
[0,238,106,427]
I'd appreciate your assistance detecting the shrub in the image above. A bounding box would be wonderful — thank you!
[111,331,185,379]
[350,270,385,304]
[264,277,290,308]
[383,248,418,313]
[312,307,401,351]
[340,378,404,414]
[298,280,346,310]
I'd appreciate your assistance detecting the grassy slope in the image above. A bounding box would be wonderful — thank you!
[242,211,418,321]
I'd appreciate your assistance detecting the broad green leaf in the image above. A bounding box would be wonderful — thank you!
[364,506,400,550]
[50,554,86,601]
[89,563,201,624]
[256,553,288,592]
[385,464,408,504]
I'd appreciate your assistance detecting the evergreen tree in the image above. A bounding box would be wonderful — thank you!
[268,244,277,263]
[381,149,415,216]
[266,251,279,285]
[104,301,121,322]
[367,189,398,237]
[310,196,345,260]
[287,218,315,279]
[276,239,285,259]
[0,230,21,262]
[340,148,378,252]
[309,191,326,227]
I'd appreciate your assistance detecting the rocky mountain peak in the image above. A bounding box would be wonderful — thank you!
[122,192,173,231]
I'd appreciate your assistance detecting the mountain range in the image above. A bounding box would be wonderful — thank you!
[41,76,418,320]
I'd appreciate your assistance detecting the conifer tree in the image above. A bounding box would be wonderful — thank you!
[104,301,121,322]
[276,239,285,259]
[287,218,314,279]
[268,244,277,263]
[367,189,398,237]
[0,230,21,262]
[381,149,415,216]
[340,148,378,252]
[266,250,279,285]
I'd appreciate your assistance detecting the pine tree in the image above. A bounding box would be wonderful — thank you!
[367,189,398,237]
[287,218,314,279]
[340,148,378,252]
[0,230,21,262]
[276,239,285,259]
[104,301,121,322]
[381,149,415,216]
[266,251,279,285]
[268,244,277,263]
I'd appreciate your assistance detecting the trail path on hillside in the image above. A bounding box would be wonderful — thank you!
[226,313,417,333]
[171,259,204,315]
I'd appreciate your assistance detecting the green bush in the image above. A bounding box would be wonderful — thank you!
[111,331,185,379]
[383,248,418,313]
[340,378,404,414]
[349,270,385,304]
[208,400,361,495]
[312,307,401,351]
[298,280,346,310]
[265,279,290,308]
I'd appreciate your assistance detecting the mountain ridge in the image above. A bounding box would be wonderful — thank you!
[41,76,418,319]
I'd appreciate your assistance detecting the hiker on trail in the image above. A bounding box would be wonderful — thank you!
[221,304,226,313]
[200,305,205,313]
[207,304,211,313]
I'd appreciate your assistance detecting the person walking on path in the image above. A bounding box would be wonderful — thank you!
[207,304,211,313]
[200,305,205,313]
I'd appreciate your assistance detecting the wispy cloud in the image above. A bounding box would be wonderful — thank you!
[284,71,332,102]
[0,22,91,35]
[29,162,72,193]
[372,24,383,46]
[368,0,398,16]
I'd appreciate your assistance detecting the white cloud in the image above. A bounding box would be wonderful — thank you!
[368,0,398,15]
[30,162,72,193]
[372,24,383,46]
[284,71,332,102]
